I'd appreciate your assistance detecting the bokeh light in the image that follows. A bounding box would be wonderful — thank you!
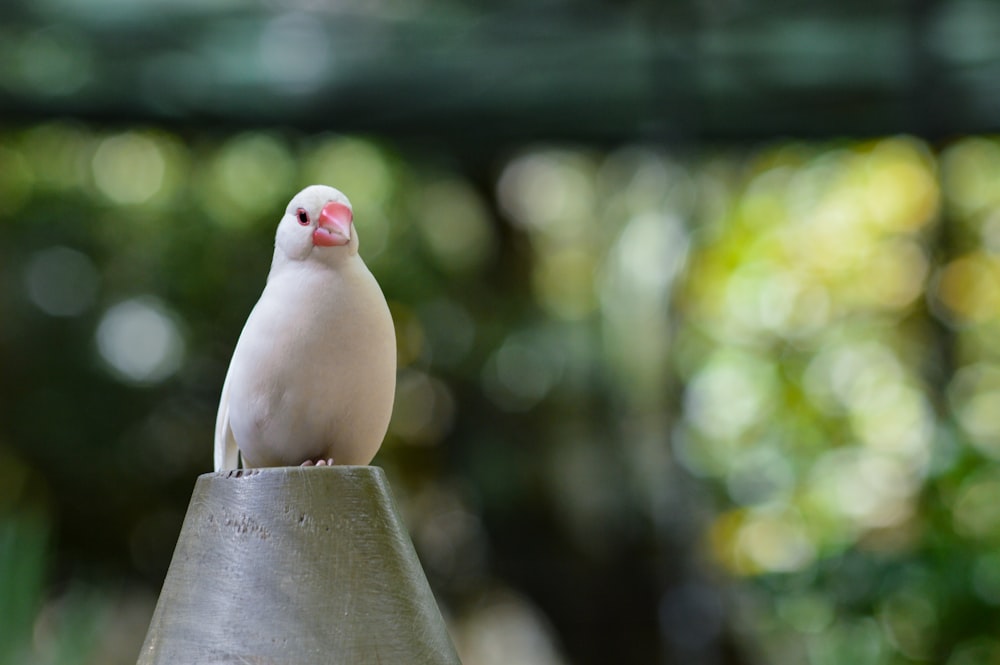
[453,590,569,665]
[948,363,1000,457]
[482,329,566,412]
[91,132,166,205]
[258,13,332,95]
[417,299,475,369]
[0,143,33,215]
[95,297,186,385]
[18,122,91,192]
[497,150,597,239]
[936,251,1000,325]
[24,246,99,317]
[200,132,295,226]
[415,178,496,274]
[8,25,93,97]
[389,369,456,445]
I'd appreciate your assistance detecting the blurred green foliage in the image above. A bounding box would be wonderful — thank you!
[0,516,108,665]
[4,124,1000,665]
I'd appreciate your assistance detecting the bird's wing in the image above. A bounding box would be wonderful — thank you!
[213,357,240,472]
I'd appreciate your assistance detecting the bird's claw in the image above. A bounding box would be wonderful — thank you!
[301,458,335,467]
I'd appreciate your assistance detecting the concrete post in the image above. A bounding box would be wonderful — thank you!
[137,466,461,664]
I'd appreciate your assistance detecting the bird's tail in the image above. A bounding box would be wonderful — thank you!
[213,365,240,472]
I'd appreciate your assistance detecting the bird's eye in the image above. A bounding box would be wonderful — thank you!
[296,208,310,226]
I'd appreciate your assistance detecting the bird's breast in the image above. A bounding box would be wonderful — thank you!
[226,263,396,466]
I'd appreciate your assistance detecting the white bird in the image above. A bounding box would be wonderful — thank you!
[214,185,396,471]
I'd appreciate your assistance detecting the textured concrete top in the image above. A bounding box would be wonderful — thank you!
[138,466,460,665]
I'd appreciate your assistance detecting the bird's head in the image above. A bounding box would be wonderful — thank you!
[274,185,358,264]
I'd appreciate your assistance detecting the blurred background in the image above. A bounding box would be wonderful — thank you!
[4,1,1000,664]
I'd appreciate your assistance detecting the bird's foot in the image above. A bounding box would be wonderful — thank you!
[301,458,335,467]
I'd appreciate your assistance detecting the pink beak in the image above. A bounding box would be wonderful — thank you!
[313,202,352,247]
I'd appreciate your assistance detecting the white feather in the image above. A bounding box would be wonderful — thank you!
[213,340,241,472]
